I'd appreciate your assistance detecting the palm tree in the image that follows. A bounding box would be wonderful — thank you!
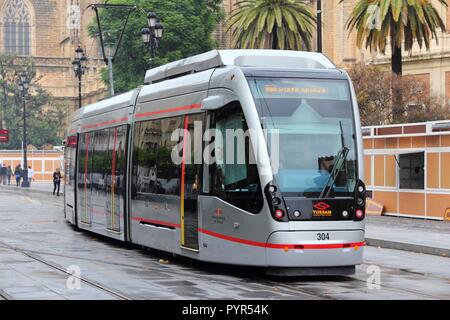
[344,0,447,121]
[226,0,316,50]
[344,0,447,77]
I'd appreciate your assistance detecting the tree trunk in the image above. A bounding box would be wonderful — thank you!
[272,26,278,49]
[391,44,402,77]
[391,30,403,123]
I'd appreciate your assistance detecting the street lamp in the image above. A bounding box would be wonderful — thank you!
[141,12,163,68]
[317,0,322,53]
[72,46,87,109]
[18,72,30,188]
[147,11,157,28]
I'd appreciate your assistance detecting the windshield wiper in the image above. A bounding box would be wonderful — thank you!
[319,121,349,199]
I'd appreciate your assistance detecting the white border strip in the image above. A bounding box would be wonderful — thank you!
[384,212,444,221]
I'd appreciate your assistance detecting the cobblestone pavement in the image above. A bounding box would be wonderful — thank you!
[0,191,449,300]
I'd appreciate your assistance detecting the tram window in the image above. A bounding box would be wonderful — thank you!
[105,126,127,231]
[132,120,161,197]
[399,152,424,190]
[211,103,263,214]
[78,132,95,184]
[132,117,184,199]
[115,126,127,195]
[91,129,109,193]
[77,133,86,189]
[156,117,183,195]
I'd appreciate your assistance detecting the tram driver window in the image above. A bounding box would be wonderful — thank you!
[211,103,263,214]
[399,152,424,190]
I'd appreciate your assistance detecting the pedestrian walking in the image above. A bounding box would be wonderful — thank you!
[27,166,34,186]
[14,164,22,187]
[6,166,12,185]
[53,168,62,196]
[1,164,7,185]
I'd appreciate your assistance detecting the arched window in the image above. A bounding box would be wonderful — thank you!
[3,0,31,56]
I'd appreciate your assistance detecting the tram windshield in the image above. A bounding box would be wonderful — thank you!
[248,77,357,197]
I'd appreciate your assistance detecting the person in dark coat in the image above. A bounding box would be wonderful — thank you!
[6,166,12,185]
[14,165,22,187]
[0,164,6,185]
[53,168,62,196]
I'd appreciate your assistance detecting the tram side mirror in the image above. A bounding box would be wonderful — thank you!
[202,93,238,111]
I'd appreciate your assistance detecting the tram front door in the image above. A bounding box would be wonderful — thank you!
[180,115,201,250]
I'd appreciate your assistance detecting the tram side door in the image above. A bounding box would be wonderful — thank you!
[181,114,202,250]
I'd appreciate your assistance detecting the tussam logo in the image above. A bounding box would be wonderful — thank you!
[313,202,332,217]
[313,202,331,211]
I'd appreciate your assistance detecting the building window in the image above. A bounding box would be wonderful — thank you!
[3,0,32,55]
[399,152,425,190]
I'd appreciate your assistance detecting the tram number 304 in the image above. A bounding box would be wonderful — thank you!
[317,233,330,241]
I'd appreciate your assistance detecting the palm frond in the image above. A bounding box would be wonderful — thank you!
[226,0,316,50]
[345,0,447,54]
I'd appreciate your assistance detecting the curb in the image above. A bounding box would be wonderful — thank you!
[366,238,449,258]
[0,185,63,197]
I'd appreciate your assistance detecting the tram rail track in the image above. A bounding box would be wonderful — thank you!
[0,290,11,300]
[0,240,134,300]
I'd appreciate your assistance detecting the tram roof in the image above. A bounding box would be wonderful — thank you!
[144,49,336,84]
[81,89,137,118]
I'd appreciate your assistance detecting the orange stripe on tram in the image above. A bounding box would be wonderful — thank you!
[111,127,118,230]
[135,103,201,119]
[132,217,181,229]
[180,115,189,246]
[84,133,90,223]
[129,217,365,250]
[82,117,128,130]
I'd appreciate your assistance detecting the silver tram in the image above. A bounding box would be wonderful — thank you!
[64,50,366,276]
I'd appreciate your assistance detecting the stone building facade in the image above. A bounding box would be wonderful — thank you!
[1,0,450,127]
[0,0,107,121]
[219,0,450,107]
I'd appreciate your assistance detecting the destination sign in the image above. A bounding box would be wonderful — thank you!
[265,85,329,95]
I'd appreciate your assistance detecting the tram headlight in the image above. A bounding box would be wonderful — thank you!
[272,197,281,206]
[357,198,365,207]
[268,185,277,194]
[342,210,349,218]
[265,181,288,222]
[355,209,364,219]
[358,185,365,193]
[274,209,285,220]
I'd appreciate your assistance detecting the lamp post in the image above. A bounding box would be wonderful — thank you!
[141,12,164,68]
[317,0,322,53]
[72,46,87,109]
[18,72,29,188]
